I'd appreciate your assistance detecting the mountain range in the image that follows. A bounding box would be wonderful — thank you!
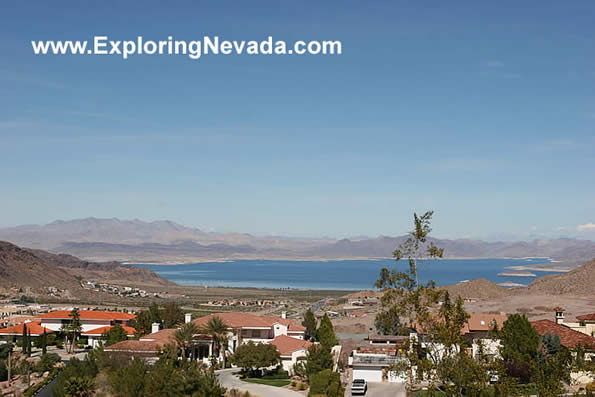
[1,218,594,266]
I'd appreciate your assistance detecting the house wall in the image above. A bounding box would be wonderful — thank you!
[40,318,113,332]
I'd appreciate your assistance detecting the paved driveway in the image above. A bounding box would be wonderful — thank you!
[216,368,302,397]
[346,381,406,397]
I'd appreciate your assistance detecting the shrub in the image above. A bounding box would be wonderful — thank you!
[35,353,61,373]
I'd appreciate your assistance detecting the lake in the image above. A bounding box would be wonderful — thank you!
[134,257,561,290]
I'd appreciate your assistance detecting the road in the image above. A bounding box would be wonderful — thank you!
[216,368,302,397]
[346,382,406,397]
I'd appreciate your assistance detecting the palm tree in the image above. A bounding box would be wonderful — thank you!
[63,376,95,397]
[173,322,200,360]
[199,316,230,367]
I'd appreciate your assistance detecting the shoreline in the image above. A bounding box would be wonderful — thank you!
[119,256,558,266]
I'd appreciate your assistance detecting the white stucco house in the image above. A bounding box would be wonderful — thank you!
[36,310,136,347]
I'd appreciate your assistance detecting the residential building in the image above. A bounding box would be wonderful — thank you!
[270,334,312,374]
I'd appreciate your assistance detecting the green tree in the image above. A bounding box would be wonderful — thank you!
[305,344,333,377]
[62,308,83,354]
[173,322,200,360]
[317,314,338,349]
[302,309,317,341]
[41,328,47,355]
[64,376,95,397]
[131,310,154,336]
[499,313,540,383]
[374,307,407,335]
[162,303,184,328]
[230,341,280,375]
[199,316,230,367]
[101,323,129,347]
[532,334,573,396]
[0,360,7,382]
[375,211,491,393]
[26,329,32,356]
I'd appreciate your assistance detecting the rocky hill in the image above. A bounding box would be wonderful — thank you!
[523,259,595,295]
[0,241,172,297]
[443,278,510,300]
[0,241,82,294]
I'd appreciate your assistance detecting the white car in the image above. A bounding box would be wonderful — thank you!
[351,378,368,395]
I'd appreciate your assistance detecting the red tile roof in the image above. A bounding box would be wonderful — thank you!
[193,312,305,332]
[37,310,136,321]
[82,325,136,336]
[0,321,52,336]
[106,328,177,353]
[463,313,508,334]
[531,320,595,349]
[576,313,595,322]
[270,335,312,356]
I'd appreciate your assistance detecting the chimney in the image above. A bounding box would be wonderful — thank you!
[281,311,287,319]
[185,313,192,324]
[554,307,565,324]
[151,322,160,334]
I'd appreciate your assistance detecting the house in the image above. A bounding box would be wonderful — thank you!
[190,312,306,360]
[270,334,312,374]
[106,312,308,366]
[553,308,595,337]
[0,321,52,340]
[462,313,507,359]
[531,318,595,384]
[82,324,137,348]
[409,313,507,360]
[531,319,595,352]
[36,310,136,347]
[105,328,178,363]
[350,346,407,383]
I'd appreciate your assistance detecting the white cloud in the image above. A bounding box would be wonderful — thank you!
[577,223,595,232]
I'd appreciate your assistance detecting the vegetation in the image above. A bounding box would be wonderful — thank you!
[373,211,595,395]
[231,341,280,374]
[101,323,129,347]
[173,322,200,360]
[316,313,339,349]
[199,316,230,367]
[374,306,408,336]
[131,302,184,336]
[302,308,317,341]
[61,308,83,354]
[52,346,226,397]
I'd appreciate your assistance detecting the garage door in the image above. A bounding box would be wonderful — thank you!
[353,368,383,383]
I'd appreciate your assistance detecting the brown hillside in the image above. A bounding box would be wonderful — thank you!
[443,278,510,300]
[523,259,595,295]
[0,241,82,293]
[0,241,173,298]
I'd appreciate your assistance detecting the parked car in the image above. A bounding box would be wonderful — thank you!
[351,378,368,395]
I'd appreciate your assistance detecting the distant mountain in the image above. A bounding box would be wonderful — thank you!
[0,241,171,297]
[0,218,594,265]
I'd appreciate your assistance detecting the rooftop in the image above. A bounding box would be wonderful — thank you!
[270,335,312,356]
[82,325,136,336]
[0,321,52,336]
[531,319,595,349]
[37,310,136,321]
[576,313,595,322]
[193,312,305,332]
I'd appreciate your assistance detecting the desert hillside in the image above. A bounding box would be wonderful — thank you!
[523,259,595,295]
[0,241,173,298]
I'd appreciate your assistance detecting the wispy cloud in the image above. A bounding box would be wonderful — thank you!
[479,60,521,80]
[483,60,505,68]
[577,223,595,232]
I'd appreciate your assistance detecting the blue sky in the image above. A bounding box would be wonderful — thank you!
[1,1,594,240]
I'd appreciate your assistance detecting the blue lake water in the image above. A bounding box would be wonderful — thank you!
[134,257,562,290]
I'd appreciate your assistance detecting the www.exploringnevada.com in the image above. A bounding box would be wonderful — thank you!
[31,35,342,60]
